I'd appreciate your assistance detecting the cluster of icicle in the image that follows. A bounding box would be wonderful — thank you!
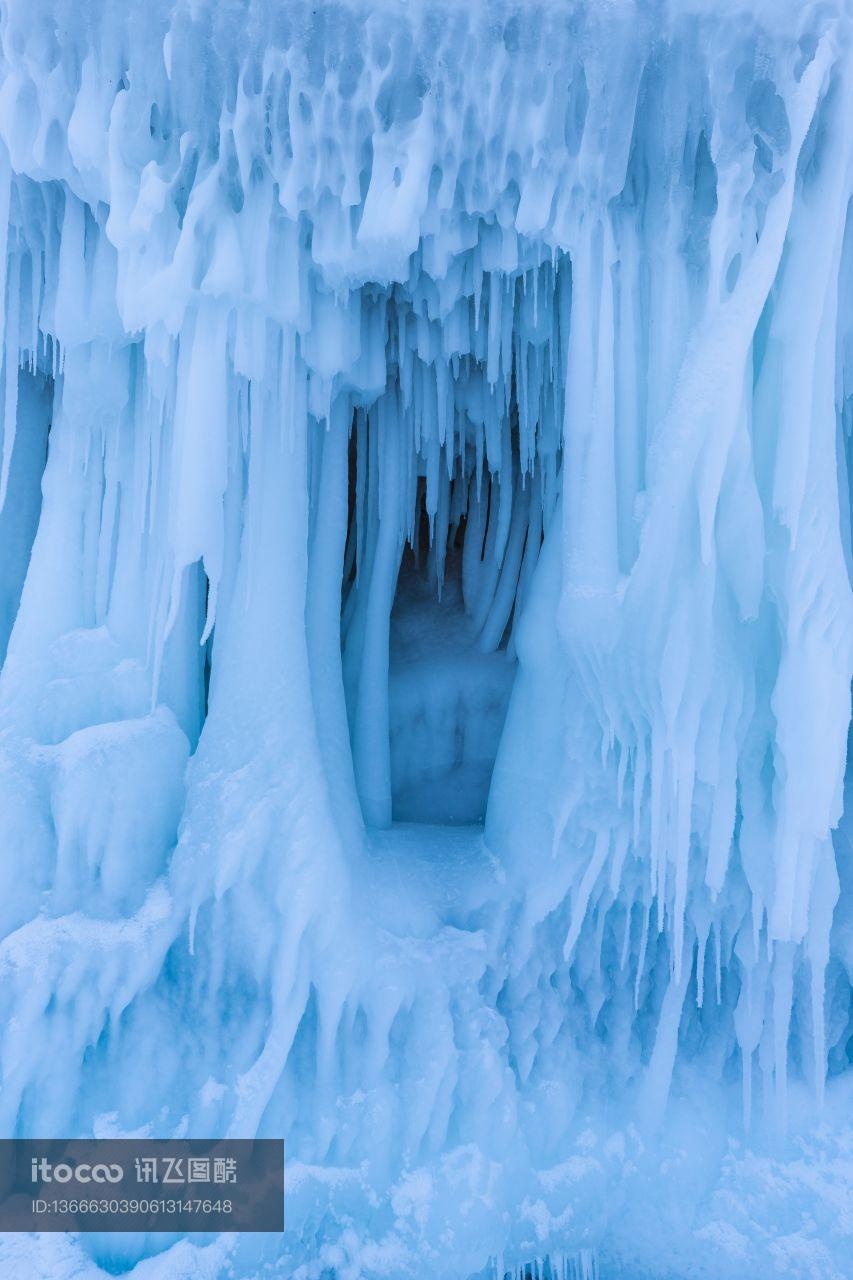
[491,1252,598,1280]
[0,0,850,1275]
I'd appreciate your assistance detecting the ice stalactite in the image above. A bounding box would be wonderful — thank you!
[484,1253,598,1280]
[0,1,850,1276]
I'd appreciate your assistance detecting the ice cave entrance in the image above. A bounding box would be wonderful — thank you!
[333,250,564,830]
[387,512,517,825]
[337,281,559,832]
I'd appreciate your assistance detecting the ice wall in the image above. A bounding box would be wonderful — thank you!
[0,1,850,1276]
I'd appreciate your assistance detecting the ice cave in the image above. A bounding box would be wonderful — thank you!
[0,0,851,1276]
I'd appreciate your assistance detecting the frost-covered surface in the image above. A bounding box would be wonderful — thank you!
[0,0,851,1276]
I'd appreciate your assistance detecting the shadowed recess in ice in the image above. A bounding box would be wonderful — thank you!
[0,1,851,1276]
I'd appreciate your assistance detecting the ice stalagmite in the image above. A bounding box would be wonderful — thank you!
[0,1,850,1277]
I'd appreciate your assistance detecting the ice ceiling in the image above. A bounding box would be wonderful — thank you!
[0,0,851,1277]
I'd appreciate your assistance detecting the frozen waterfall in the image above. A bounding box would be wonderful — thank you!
[0,0,851,1276]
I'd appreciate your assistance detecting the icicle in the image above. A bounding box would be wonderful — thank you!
[351,388,404,828]
[307,395,363,841]
[772,942,794,1133]
[479,474,530,653]
[0,251,20,510]
[0,143,11,373]
[432,455,451,599]
[634,902,650,1011]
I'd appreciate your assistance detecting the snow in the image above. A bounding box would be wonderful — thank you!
[0,0,850,1276]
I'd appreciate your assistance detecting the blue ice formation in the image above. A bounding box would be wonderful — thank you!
[0,0,851,1276]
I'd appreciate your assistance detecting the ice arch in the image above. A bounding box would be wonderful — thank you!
[334,255,565,827]
[0,1,850,1276]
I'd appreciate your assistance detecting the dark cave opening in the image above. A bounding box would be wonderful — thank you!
[338,386,554,827]
[0,363,53,666]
